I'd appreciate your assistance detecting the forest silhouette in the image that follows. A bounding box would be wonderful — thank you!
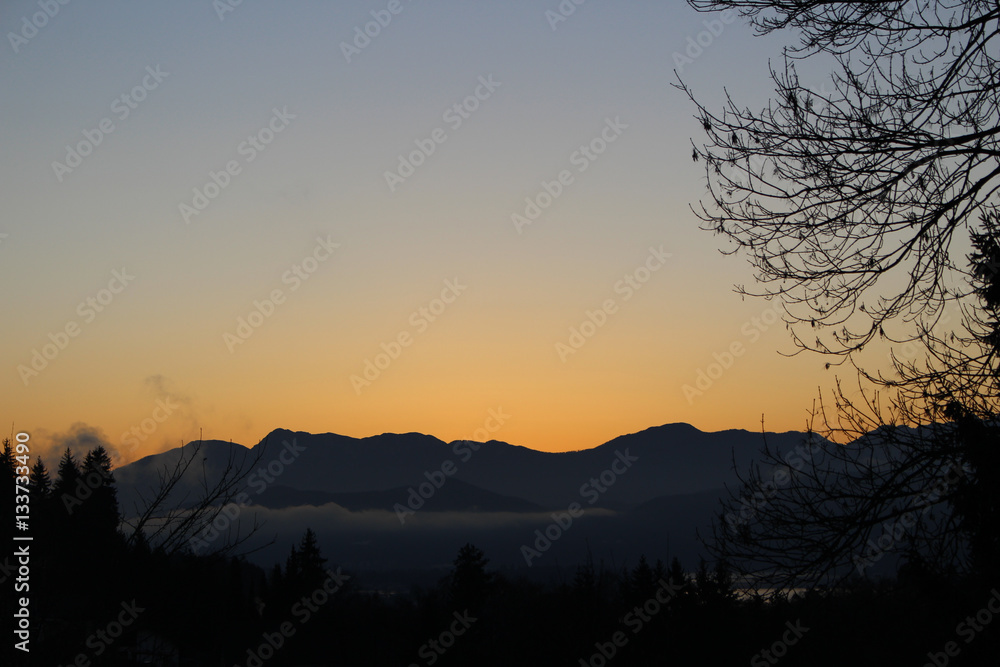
[2,438,999,665]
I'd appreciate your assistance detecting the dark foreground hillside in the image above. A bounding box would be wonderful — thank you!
[3,438,999,666]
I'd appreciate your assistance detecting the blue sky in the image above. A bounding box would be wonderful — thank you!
[2,0,841,460]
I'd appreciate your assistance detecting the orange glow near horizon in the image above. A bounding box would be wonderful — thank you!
[3,2,874,468]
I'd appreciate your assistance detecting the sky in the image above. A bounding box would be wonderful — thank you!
[2,0,869,463]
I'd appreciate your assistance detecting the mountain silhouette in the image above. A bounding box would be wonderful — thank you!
[112,423,820,572]
[116,423,816,515]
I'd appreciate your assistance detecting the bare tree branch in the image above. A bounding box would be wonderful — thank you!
[121,436,272,557]
[677,0,1000,360]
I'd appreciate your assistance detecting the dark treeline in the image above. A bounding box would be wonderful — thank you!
[2,441,998,666]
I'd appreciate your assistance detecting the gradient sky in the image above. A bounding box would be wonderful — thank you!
[3,0,879,463]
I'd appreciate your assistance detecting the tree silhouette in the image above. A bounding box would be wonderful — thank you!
[0,440,17,667]
[80,445,120,537]
[448,542,494,612]
[680,0,1000,598]
[678,0,1000,361]
[28,456,54,591]
[667,557,686,589]
[53,448,82,540]
[1,439,14,538]
[708,220,1000,592]
[29,457,51,497]
[285,544,300,584]
[693,557,735,606]
[54,448,79,499]
[1,438,14,477]
[622,555,658,608]
[1,439,16,552]
[286,527,327,593]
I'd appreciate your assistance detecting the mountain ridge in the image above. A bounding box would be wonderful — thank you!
[115,421,819,513]
[111,422,824,572]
